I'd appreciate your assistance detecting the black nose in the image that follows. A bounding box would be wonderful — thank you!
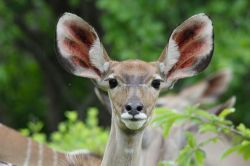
[125,103,144,116]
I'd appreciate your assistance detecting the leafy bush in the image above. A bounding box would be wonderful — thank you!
[153,107,250,166]
[21,106,250,165]
[21,108,108,155]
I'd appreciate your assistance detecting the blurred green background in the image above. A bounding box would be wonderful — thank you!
[0,0,250,132]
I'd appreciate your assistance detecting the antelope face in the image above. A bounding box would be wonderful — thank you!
[104,60,162,131]
[56,13,214,133]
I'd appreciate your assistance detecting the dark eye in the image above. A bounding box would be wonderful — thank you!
[109,79,118,89]
[151,79,161,89]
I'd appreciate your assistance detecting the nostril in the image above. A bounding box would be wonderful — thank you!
[136,105,143,112]
[125,104,132,111]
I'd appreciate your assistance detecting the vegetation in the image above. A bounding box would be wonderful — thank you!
[22,107,250,165]
[21,108,108,155]
[154,107,250,166]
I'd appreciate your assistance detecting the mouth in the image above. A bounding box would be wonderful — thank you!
[130,118,140,121]
[120,112,147,130]
[121,112,147,121]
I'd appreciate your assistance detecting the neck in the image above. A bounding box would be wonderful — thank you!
[101,117,144,166]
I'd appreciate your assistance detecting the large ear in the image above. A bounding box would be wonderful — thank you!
[179,81,208,104]
[201,69,232,103]
[159,13,213,84]
[179,69,231,104]
[56,13,110,80]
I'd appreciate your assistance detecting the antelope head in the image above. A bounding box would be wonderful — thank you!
[56,13,213,133]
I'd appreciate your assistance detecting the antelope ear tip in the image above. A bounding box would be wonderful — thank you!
[58,12,81,24]
[192,13,212,24]
[57,13,70,26]
[57,12,82,34]
[194,13,208,18]
[196,13,207,16]
[62,12,76,17]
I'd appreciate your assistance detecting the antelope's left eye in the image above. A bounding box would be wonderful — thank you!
[151,79,161,89]
[109,78,118,89]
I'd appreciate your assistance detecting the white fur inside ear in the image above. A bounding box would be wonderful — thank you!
[160,13,213,79]
[190,13,213,60]
[89,39,108,73]
[103,62,110,72]
[56,13,83,60]
[180,13,213,60]
[56,13,101,79]
[194,13,213,40]
[161,38,180,74]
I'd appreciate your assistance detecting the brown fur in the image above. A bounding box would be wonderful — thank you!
[0,124,101,166]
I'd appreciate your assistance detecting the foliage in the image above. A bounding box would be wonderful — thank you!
[21,108,109,155]
[21,106,250,165]
[153,107,250,166]
[0,0,250,135]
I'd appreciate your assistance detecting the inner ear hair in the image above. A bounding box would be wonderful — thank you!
[159,13,214,82]
[56,12,110,80]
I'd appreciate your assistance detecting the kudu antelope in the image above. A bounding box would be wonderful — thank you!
[146,70,250,166]
[157,96,250,165]
[0,12,214,166]
[0,123,101,166]
[55,12,213,166]
[95,69,237,165]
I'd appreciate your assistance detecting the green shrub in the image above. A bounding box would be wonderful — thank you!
[21,108,108,155]
[21,106,250,165]
[153,107,250,166]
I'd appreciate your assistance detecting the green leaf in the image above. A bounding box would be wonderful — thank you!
[221,145,241,159]
[176,145,193,166]
[219,108,235,119]
[186,132,197,148]
[66,111,78,122]
[199,123,218,133]
[194,149,205,166]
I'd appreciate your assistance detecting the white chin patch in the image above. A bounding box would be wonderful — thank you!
[121,112,147,130]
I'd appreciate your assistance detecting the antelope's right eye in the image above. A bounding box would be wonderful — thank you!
[109,79,118,89]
